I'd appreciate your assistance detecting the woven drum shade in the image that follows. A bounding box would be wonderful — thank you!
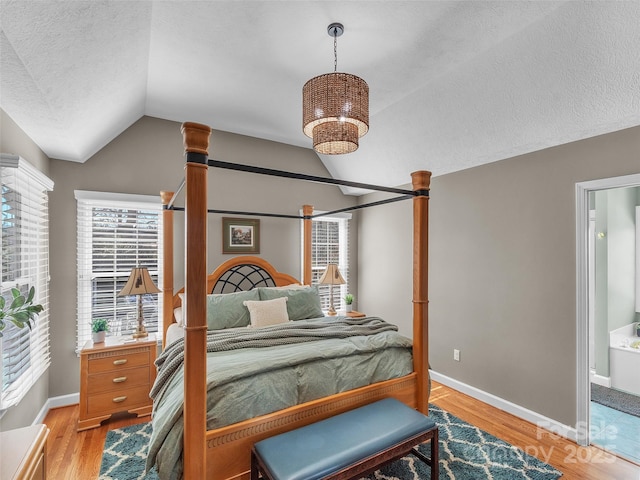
[313,122,358,155]
[303,72,369,155]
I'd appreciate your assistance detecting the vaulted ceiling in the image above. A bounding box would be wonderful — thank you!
[1,1,639,192]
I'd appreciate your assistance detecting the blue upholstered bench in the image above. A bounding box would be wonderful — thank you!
[250,398,439,480]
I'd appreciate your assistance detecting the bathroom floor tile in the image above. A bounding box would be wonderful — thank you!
[591,401,640,465]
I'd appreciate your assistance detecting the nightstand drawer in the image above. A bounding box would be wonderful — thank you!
[88,350,150,374]
[87,366,151,394]
[87,385,151,415]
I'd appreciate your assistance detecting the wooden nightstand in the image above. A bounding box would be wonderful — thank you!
[0,424,49,480]
[78,334,157,431]
[346,310,366,318]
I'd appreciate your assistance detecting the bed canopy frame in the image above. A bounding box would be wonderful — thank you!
[160,122,431,480]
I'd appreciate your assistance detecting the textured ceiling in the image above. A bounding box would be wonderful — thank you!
[1,1,639,193]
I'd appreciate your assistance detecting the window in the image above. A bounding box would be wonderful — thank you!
[1,154,53,410]
[75,191,162,351]
[304,211,351,312]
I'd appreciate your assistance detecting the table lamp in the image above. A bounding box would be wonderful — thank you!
[319,264,345,316]
[118,267,160,338]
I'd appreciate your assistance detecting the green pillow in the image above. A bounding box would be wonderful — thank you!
[258,286,323,321]
[206,289,260,330]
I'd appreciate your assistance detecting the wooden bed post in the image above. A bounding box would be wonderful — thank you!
[412,170,431,415]
[160,191,174,350]
[302,205,313,285]
[181,121,212,480]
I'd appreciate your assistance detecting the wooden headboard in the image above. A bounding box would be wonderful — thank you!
[171,256,301,310]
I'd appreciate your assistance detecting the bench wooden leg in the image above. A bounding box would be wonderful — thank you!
[411,428,439,479]
[250,449,260,480]
[431,428,439,479]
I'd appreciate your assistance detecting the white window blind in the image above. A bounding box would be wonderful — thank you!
[1,154,53,410]
[303,211,351,312]
[75,191,163,351]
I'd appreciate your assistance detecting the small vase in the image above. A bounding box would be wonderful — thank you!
[345,304,353,313]
[92,331,106,343]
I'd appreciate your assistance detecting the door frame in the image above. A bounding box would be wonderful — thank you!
[575,172,640,446]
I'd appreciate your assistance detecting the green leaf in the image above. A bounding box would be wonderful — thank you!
[9,318,25,329]
[11,311,30,323]
[26,304,44,315]
[26,286,35,304]
[11,288,21,299]
[10,295,26,310]
[0,296,5,310]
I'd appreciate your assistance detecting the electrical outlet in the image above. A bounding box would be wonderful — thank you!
[453,349,460,362]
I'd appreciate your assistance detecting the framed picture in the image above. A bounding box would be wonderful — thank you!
[222,217,260,254]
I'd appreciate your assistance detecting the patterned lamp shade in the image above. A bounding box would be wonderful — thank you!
[318,264,346,286]
[117,267,160,338]
[318,264,345,316]
[118,267,160,296]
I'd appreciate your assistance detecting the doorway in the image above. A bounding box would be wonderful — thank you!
[576,173,640,463]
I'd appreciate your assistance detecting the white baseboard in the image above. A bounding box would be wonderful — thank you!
[590,372,611,388]
[33,393,79,425]
[430,370,578,443]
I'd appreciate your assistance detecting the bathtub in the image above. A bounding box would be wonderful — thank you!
[609,324,640,396]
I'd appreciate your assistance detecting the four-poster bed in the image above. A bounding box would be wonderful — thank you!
[153,122,431,480]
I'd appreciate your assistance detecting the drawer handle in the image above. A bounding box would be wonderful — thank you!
[113,359,128,366]
[112,396,127,403]
[112,376,127,383]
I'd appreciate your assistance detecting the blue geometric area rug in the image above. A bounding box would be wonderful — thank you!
[99,422,158,479]
[100,404,562,479]
[362,404,562,479]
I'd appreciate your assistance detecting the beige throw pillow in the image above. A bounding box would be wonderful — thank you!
[243,297,289,328]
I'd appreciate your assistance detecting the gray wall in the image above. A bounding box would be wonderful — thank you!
[0,109,51,431]
[3,105,639,432]
[48,116,357,398]
[358,125,640,427]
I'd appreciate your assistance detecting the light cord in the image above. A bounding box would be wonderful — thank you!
[333,27,338,72]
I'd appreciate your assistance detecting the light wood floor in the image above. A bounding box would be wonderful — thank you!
[43,381,640,479]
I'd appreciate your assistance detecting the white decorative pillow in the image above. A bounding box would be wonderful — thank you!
[243,297,289,328]
[173,307,184,326]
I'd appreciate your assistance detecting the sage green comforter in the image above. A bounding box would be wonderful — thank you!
[146,316,413,480]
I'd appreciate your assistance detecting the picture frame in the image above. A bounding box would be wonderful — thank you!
[222,217,260,254]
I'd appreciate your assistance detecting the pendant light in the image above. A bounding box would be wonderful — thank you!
[303,23,369,155]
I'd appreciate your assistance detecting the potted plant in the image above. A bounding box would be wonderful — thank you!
[0,286,44,338]
[344,293,354,313]
[91,318,109,343]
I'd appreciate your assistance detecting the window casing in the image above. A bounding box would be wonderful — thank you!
[636,206,640,313]
[1,154,53,410]
[303,211,351,312]
[75,191,162,351]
